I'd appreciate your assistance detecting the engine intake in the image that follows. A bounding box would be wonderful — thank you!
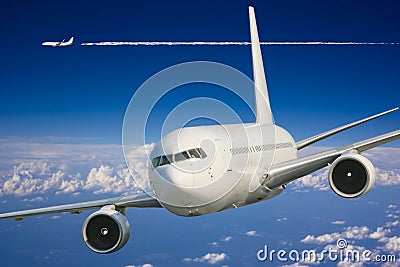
[328,153,375,198]
[82,205,130,254]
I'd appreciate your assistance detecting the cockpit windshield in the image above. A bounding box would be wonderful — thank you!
[152,148,207,168]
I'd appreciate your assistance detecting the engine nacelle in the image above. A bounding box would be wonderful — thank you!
[328,153,375,198]
[82,205,130,254]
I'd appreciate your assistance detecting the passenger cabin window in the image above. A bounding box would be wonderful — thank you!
[152,148,207,168]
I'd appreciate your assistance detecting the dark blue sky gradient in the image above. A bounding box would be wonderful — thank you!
[0,0,399,145]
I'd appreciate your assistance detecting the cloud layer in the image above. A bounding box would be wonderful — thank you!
[300,204,400,258]
[0,141,151,197]
[0,141,398,198]
[0,161,143,197]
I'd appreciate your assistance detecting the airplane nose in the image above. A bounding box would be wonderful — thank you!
[149,165,197,208]
[157,165,194,188]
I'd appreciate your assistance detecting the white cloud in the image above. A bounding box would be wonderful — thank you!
[387,214,399,219]
[220,236,232,242]
[388,204,397,209]
[291,169,330,192]
[1,162,70,196]
[332,221,346,225]
[246,230,257,237]
[342,226,370,240]
[85,165,125,194]
[385,220,399,228]
[125,264,153,267]
[301,226,371,245]
[369,227,390,239]
[362,147,400,169]
[21,196,44,202]
[376,168,400,186]
[378,236,400,254]
[183,253,229,265]
[277,217,288,222]
[301,233,341,244]
[50,216,60,219]
[211,241,218,247]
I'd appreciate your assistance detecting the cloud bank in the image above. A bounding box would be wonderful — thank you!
[0,140,151,197]
[0,140,398,198]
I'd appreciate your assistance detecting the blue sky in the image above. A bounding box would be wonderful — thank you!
[1,0,399,144]
[0,0,399,266]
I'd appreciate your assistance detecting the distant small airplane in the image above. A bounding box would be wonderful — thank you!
[42,37,74,47]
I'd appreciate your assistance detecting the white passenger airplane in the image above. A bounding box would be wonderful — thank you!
[42,36,74,47]
[1,7,399,254]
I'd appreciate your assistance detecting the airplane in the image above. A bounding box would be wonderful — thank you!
[42,36,74,47]
[1,6,399,254]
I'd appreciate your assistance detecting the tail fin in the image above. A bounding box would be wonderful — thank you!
[249,6,273,124]
[68,37,74,43]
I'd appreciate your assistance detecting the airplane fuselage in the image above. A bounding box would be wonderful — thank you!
[149,122,297,216]
[42,37,74,47]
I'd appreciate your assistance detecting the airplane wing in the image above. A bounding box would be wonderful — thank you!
[262,129,400,189]
[0,192,161,221]
[296,107,399,150]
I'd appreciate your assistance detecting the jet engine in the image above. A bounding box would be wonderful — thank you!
[328,153,375,198]
[82,205,130,254]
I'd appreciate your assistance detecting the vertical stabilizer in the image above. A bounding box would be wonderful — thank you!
[249,6,273,124]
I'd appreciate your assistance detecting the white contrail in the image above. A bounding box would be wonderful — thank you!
[81,41,400,46]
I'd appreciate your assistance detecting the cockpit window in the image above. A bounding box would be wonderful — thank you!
[174,151,190,162]
[160,155,171,166]
[152,148,207,168]
[187,149,200,159]
[198,148,207,158]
